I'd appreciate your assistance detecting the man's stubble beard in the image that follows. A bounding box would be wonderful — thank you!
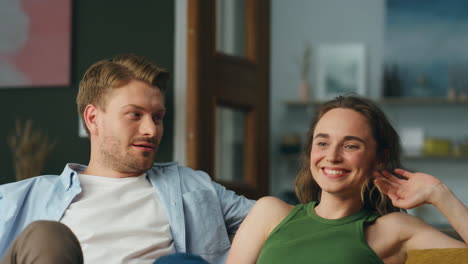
[100,135,157,174]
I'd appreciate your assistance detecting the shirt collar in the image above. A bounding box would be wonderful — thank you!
[60,163,87,190]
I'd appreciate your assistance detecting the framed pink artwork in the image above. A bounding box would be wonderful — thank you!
[0,0,72,88]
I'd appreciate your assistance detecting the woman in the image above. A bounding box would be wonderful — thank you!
[227,96,468,264]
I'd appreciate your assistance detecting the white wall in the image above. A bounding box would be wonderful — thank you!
[173,0,187,166]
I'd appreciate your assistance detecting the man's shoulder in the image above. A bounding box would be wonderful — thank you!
[0,163,84,190]
[1,174,61,186]
[0,174,62,198]
[148,162,215,192]
[150,162,211,181]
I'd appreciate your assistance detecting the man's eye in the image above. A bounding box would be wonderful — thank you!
[154,115,163,121]
[153,112,166,122]
[129,112,141,118]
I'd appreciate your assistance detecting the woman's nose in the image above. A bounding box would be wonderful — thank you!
[325,145,342,163]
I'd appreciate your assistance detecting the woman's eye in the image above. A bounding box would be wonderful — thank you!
[344,144,359,150]
[316,142,328,147]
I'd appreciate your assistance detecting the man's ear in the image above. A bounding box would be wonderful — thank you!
[83,104,99,136]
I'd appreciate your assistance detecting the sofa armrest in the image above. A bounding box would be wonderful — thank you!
[406,248,468,264]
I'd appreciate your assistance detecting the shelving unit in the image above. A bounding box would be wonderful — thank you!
[403,155,468,162]
[380,97,468,106]
[284,97,468,107]
[281,153,468,162]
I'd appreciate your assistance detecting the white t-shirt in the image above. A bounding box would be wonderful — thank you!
[60,173,175,264]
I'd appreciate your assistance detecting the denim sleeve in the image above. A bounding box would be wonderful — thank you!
[211,181,255,234]
[0,184,18,256]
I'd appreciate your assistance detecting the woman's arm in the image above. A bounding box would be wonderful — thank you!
[226,196,293,264]
[374,169,468,249]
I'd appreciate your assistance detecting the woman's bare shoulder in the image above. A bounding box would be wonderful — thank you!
[251,197,295,228]
[367,212,426,262]
[369,212,410,234]
[377,211,426,228]
[371,211,436,248]
[373,212,424,235]
[254,196,295,215]
[373,211,466,252]
[227,198,295,263]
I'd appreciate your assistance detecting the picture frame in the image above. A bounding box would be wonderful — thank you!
[316,44,366,100]
[0,0,72,88]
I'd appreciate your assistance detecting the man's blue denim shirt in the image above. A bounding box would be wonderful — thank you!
[0,162,255,263]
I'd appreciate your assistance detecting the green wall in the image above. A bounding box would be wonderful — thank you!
[0,1,175,184]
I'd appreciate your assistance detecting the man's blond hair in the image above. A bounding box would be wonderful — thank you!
[76,54,169,135]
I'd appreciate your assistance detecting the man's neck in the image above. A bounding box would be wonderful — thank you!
[84,161,144,178]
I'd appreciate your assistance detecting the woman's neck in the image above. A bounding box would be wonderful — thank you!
[314,192,363,219]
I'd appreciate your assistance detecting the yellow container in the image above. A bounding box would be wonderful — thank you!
[423,138,451,156]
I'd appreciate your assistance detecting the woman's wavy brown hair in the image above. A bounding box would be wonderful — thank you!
[294,96,403,215]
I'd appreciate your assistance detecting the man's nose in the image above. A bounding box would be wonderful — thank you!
[140,116,157,137]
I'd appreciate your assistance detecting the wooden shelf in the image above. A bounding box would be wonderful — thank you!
[380,97,468,106]
[285,97,468,107]
[403,155,468,162]
[284,99,318,106]
[281,153,468,162]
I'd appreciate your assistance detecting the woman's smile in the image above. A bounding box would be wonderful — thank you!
[321,167,350,179]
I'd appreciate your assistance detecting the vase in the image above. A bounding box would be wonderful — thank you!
[299,79,310,101]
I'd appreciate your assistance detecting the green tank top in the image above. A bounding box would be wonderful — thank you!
[256,201,383,264]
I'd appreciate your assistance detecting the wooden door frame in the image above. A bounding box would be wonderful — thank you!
[186,0,270,199]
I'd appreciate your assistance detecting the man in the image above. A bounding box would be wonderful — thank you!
[0,54,254,264]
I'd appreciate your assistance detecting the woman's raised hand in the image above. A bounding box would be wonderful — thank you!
[374,168,442,209]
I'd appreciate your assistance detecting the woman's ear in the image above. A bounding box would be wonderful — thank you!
[375,149,390,171]
[375,162,384,171]
[83,104,99,136]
